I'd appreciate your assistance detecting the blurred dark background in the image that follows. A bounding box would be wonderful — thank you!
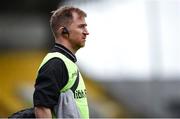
[0,0,61,51]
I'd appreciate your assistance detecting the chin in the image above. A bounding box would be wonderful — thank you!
[79,45,85,49]
[81,43,85,47]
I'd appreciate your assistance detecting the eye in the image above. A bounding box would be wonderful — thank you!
[79,24,87,29]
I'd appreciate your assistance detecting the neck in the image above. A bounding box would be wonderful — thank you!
[55,40,77,54]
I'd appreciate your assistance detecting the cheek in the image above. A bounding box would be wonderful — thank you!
[69,31,81,42]
[72,30,82,38]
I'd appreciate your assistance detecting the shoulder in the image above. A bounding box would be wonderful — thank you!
[39,57,66,72]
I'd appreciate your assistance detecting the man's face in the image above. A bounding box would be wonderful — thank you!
[68,12,89,50]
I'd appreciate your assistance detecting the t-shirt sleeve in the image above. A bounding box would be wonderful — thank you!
[33,58,68,109]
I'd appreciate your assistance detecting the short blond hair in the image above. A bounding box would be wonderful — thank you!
[50,6,87,37]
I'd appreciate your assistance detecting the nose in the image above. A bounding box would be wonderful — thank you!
[83,28,89,35]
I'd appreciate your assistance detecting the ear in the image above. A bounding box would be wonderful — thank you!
[57,26,64,35]
[62,27,69,34]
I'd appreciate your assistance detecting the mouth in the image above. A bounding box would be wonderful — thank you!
[82,37,86,40]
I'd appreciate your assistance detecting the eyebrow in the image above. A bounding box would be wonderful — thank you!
[79,23,87,27]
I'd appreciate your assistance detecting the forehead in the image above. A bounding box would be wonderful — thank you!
[71,12,87,25]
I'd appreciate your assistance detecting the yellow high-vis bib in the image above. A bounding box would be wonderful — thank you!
[38,52,89,118]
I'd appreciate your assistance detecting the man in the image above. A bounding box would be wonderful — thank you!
[33,6,89,118]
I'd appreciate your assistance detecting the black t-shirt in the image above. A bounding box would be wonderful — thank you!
[33,43,77,109]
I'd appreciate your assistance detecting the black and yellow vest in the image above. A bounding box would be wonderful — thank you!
[38,52,89,118]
